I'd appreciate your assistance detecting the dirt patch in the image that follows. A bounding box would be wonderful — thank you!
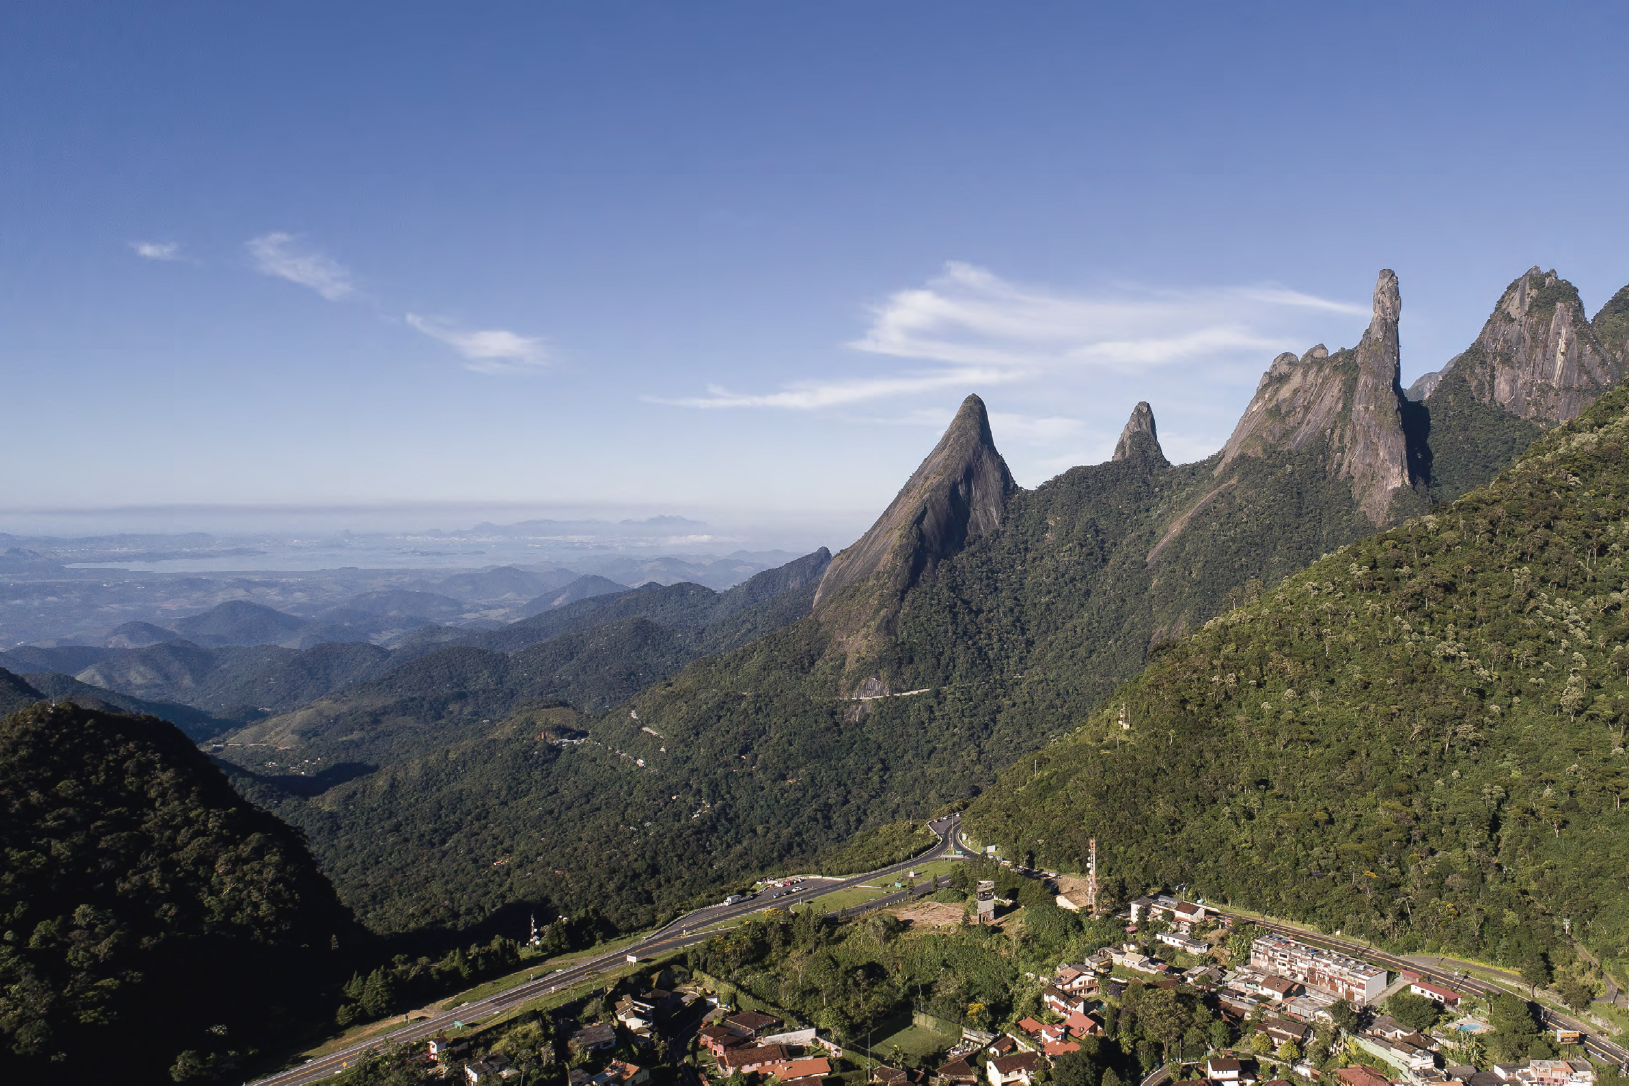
[891,901,967,928]
[1053,875,1092,895]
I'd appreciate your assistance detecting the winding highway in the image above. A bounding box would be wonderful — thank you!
[247,815,967,1086]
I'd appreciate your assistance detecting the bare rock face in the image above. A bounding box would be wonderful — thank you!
[1404,367,1446,402]
[1112,401,1166,464]
[1436,267,1621,424]
[1217,270,1411,525]
[814,394,1015,672]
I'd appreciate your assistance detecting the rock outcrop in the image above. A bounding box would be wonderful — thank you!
[1112,401,1166,464]
[1216,270,1412,525]
[814,394,1015,672]
[1426,267,1621,424]
[1404,369,1444,402]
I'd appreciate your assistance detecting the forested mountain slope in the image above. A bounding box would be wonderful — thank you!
[0,667,39,714]
[211,551,835,932]
[218,548,831,767]
[0,703,358,1085]
[0,639,393,732]
[967,382,1629,981]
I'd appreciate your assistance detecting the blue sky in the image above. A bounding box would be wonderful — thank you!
[4,2,1629,545]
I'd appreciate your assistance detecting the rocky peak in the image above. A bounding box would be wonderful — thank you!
[1216,270,1411,525]
[1428,267,1621,424]
[1593,283,1629,367]
[814,394,1016,671]
[1112,401,1166,464]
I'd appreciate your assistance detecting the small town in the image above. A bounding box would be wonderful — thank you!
[390,861,1629,1086]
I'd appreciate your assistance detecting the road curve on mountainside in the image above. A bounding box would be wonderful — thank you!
[248,815,968,1086]
[1217,911,1629,1073]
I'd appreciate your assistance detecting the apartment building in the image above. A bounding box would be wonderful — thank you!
[1250,934,1387,1004]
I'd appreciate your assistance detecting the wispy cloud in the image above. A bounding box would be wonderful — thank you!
[247,232,354,300]
[653,367,1010,409]
[130,241,184,261]
[660,261,1365,411]
[406,314,549,374]
[849,261,1339,369]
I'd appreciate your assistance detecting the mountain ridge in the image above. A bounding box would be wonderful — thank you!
[812,393,1016,683]
[965,377,1629,977]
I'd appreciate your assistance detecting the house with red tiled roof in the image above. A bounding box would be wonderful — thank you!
[699,1025,747,1057]
[716,1045,791,1074]
[763,1057,831,1083]
[726,1010,782,1038]
[1043,986,1091,1017]
[1336,1066,1392,1086]
[1409,981,1462,1008]
[1064,1011,1100,1037]
[988,1053,1040,1086]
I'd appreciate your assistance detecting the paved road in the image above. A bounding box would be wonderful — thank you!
[1222,912,1629,1073]
[247,814,968,1086]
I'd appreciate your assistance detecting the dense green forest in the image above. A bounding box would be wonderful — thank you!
[1411,367,1546,503]
[0,703,360,1084]
[967,382,1629,982]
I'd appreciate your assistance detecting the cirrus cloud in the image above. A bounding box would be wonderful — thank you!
[660,261,1368,412]
[247,232,354,300]
[406,313,550,375]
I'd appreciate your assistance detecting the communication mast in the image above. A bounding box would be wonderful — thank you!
[1086,837,1099,916]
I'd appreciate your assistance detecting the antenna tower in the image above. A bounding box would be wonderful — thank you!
[1086,837,1098,916]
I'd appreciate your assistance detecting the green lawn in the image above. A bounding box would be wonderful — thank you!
[868,1017,959,1062]
[904,859,965,879]
[808,886,891,913]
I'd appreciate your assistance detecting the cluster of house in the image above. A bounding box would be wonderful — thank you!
[698,1008,843,1086]
[428,1024,656,1086]
[1170,1055,1599,1086]
[436,907,1605,1086]
[926,957,1125,1086]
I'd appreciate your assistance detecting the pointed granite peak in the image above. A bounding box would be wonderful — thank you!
[814,393,1016,671]
[1112,401,1165,464]
[1426,266,1620,424]
[1216,270,1411,526]
[1344,268,1411,523]
[1373,269,1401,322]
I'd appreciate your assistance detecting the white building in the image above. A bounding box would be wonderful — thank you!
[1251,934,1387,1004]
